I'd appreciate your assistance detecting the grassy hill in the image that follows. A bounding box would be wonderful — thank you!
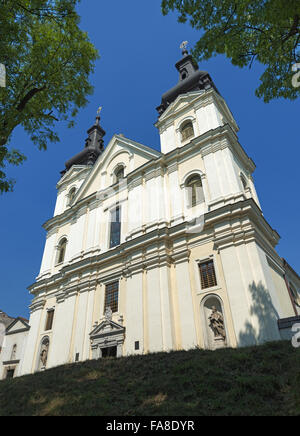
[0,340,300,416]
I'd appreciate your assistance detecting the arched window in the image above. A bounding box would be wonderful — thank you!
[181,121,194,142]
[68,187,76,205]
[57,238,67,264]
[114,166,125,183]
[186,175,204,207]
[11,344,17,361]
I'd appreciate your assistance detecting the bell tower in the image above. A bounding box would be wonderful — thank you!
[155,42,239,155]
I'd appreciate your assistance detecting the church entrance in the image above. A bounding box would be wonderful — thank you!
[6,369,15,379]
[101,346,117,358]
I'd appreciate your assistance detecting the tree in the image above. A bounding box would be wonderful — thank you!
[162,0,300,101]
[0,0,99,193]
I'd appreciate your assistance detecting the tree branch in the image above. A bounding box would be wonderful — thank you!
[16,86,46,112]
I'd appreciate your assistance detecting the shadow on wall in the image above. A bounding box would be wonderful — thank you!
[239,281,280,347]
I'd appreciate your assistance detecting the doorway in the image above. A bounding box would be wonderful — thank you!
[101,346,117,358]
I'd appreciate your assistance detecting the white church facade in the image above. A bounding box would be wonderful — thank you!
[2,48,300,378]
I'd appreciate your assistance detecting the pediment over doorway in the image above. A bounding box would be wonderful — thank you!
[90,319,125,359]
[90,319,125,339]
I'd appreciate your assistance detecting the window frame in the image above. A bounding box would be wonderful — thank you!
[67,187,77,206]
[180,121,194,142]
[56,238,67,265]
[45,309,55,332]
[196,257,220,293]
[104,282,119,314]
[109,205,121,249]
[185,174,204,208]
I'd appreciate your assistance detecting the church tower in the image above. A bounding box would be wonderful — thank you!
[14,44,300,379]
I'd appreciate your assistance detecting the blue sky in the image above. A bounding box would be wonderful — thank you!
[1,0,299,318]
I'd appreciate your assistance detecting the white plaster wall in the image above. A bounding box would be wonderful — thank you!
[168,169,183,223]
[85,207,97,251]
[203,153,222,200]
[72,291,89,362]
[66,212,85,260]
[160,124,175,154]
[124,273,144,355]
[83,290,95,360]
[159,265,175,350]
[196,103,223,137]
[127,183,143,233]
[53,189,66,217]
[39,232,57,275]
[219,241,281,347]
[174,260,197,349]
[20,309,43,375]
[146,268,163,352]
[145,177,157,224]
[47,295,77,367]
[267,258,295,318]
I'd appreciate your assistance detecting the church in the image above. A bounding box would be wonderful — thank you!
[1,46,300,379]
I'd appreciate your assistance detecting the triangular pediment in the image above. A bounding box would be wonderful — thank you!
[90,319,125,339]
[75,134,161,202]
[6,317,30,334]
[157,91,204,123]
[57,165,91,190]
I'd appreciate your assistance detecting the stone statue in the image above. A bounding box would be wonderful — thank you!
[208,306,226,341]
[180,41,189,55]
[104,306,113,322]
[40,340,49,367]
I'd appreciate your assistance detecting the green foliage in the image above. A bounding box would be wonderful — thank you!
[0,0,99,192]
[0,341,300,416]
[161,0,300,101]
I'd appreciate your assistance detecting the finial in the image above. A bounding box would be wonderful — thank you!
[95,106,102,125]
[180,41,189,56]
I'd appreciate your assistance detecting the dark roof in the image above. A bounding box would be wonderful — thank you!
[156,53,219,117]
[61,115,105,176]
[0,310,15,328]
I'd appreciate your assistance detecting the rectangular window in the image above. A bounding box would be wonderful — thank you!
[135,341,140,351]
[109,206,121,248]
[104,282,119,313]
[45,309,55,331]
[199,260,217,289]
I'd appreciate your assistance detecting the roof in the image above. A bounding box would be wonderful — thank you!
[156,52,219,117]
[0,310,15,328]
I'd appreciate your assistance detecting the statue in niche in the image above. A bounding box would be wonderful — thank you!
[40,339,49,367]
[208,306,226,341]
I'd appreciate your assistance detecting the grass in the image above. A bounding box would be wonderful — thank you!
[0,340,300,416]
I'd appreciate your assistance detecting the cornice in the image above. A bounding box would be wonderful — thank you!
[29,299,46,313]
[29,199,280,297]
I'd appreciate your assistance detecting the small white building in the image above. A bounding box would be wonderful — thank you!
[0,316,30,379]
[10,47,300,378]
